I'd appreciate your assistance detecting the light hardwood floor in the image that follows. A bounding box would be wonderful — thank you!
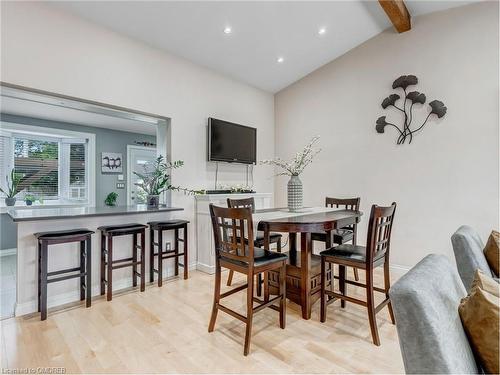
[1,268,404,373]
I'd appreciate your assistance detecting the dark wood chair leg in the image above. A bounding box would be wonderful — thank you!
[384,260,395,324]
[366,268,380,346]
[226,270,234,286]
[85,237,92,308]
[38,241,41,312]
[149,227,154,283]
[244,271,254,356]
[320,257,327,323]
[80,240,85,301]
[106,235,113,302]
[279,263,286,329]
[208,259,221,333]
[277,238,282,252]
[339,265,346,308]
[157,229,163,287]
[174,228,179,277]
[183,224,188,280]
[40,241,48,321]
[263,271,269,302]
[100,234,105,296]
[132,233,138,288]
[140,229,146,292]
[256,273,262,297]
[353,268,359,281]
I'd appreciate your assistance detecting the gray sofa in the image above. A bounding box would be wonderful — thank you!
[389,254,479,374]
[451,225,497,290]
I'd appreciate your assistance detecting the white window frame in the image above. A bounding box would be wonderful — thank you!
[0,122,96,207]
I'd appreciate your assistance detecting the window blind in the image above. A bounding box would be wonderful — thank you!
[13,137,59,199]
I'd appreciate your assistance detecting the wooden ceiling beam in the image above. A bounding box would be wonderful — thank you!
[378,0,411,33]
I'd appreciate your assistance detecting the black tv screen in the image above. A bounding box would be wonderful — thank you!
[208,118,256,164]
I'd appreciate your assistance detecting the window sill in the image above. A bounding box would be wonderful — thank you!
[0,201,90,214]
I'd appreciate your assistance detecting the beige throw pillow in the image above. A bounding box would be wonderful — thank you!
[484,230,500,276]
[459,272,500,374]
[472,269,500,298]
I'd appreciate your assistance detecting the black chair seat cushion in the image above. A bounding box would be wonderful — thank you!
[320,244,385,263]
[254,231,282,243]
[222,246,288,267]
[148,220,189,230]
[311,228,354,244]
[35,228,94,240]
[98,223,147,234]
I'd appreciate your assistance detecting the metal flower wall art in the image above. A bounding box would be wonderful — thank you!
[376,75,447,144]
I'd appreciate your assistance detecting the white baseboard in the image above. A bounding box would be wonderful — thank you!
[0,248,16,257]
[15,262,198,317]
[196,262,215,274]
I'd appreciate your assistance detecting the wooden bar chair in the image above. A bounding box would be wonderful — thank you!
[312,197,361,281]
[208,204,287,356]
[226,197,282,293]
[320,202,397,346]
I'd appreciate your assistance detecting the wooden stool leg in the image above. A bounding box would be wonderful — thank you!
[279,263,286,329]
[183,224,188,280]
[40,241,48,321]
[244,271,254,356]
[384,259,395,324]
[85,237,92,308]
[353,268,359,281]
[320,257,327,323]
[226,270,234,286]
[339,265,346,308]
[80,240,85,301]
[174,228,179,276]
[277,238,282,252]
[366,268,380,346]
[263,271,269,302]
[157,230,163,287]
[256,273,262,297]
[107,235,113,301]
[140,229,145,292]
[149,227,154,283]
[100,233,105,296]
[38,241,41,312]
[208,259,221,333]
[132,233,138,288]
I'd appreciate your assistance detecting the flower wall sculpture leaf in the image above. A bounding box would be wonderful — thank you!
[429,100,447,118]
[381,94,401,109]
[406,91,426,105]
[376,116,388,133]
[392,75,418,90]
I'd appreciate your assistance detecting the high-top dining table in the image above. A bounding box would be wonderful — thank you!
[254,207,362,320]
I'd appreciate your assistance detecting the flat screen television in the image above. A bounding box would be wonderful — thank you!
[208,118,256,164]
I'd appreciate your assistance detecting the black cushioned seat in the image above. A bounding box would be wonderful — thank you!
[148,220,189,230]
[320,244,385,263]
[98,223,147,235]
[311,228,353,244]
[222,246,288,267]
[35,228,94,240]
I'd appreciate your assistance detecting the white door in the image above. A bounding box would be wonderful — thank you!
[127,146,157,205]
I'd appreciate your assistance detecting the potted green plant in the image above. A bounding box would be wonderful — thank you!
[24,194,36,206]
[133,155,202,209]
[105,192,118,206]
[0,169,21,207]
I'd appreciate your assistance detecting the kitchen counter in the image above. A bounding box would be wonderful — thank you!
[6,204,183,222]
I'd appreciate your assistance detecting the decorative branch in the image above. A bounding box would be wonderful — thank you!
[375,75,447,144]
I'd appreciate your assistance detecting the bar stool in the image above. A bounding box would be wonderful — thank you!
[148,220,189,286]
[35,228,94,321]
[98,223,147,301]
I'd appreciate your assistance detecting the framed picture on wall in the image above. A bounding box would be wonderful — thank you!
[102,152,123,173]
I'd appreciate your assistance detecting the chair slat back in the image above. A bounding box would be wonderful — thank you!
[366,202,397,263]
[209,204,255,264]
[227,197,256,212]
[325,197,361,230]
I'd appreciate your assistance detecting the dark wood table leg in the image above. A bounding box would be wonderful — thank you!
[300,232,312,320]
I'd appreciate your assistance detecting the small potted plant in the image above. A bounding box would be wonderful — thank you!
[24,194,36,206]
[133,155,202,209]
[0,169,21,207]
[105,192,118,206]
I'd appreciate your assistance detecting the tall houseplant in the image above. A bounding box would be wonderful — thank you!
[261,136,321,211]
[0,169,22,206]
[133,155,201,208]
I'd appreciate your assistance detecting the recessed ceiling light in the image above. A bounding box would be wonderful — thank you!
[318,27,326,35]
[277,57,284,63]
[223,26,232,34]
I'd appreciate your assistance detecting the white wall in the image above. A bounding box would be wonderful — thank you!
[275,2,499,268]
[1,2,276,268]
